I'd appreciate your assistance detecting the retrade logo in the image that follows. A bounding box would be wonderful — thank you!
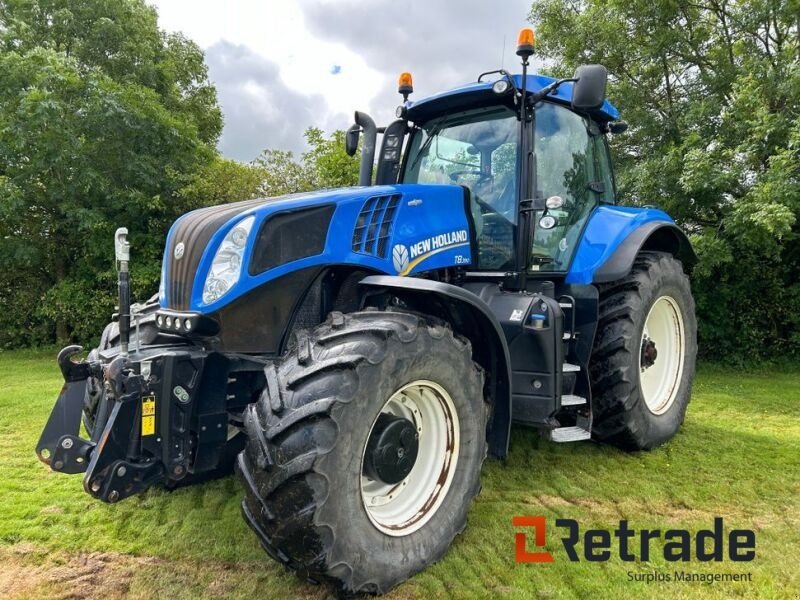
[513,517,756,563]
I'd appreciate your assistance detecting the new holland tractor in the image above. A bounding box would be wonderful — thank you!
[36,28,697,595]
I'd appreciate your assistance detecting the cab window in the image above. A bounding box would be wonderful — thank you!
[530,103,599,272]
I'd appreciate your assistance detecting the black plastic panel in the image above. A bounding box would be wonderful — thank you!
[213,267,321,354]
[249,205,335,275]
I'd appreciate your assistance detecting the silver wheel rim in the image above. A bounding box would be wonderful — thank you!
[360,380,459,537]
[640,295,686,415]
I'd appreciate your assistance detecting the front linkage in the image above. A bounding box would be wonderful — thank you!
[36,342,215,502]
[35,229,231,502]
[36,346,162,502]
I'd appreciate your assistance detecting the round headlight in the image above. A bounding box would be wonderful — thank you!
[202,277,230,305]
[492,79,510,95]
[157,315,163,327]
[545,195,564,209]
[184,319,192,331]
[165,316,173,328]
[539,215,557,230]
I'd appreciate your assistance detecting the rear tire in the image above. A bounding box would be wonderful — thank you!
[238,309,488,595]
[589,252,697,449]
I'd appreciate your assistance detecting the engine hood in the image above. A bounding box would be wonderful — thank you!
[161,184,473,312]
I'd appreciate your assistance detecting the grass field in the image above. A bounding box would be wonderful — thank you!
[0,349,798,599]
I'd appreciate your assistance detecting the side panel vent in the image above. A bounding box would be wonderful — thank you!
[352,194,401,257]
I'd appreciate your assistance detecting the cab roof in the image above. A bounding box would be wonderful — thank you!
[405,73,620,123]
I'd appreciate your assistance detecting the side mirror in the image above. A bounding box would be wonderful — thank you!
[571,64,608,111]
[345,124,360,157]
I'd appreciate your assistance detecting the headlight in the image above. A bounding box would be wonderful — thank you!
[202,216,255,305]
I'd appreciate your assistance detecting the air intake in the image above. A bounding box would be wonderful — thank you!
[352,194,401,257]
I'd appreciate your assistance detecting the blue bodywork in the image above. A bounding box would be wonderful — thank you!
[407,74,620,121]
[566,206,675,284]
[161,183,671,314]
[159,74,673,316]
[162,184,473,313]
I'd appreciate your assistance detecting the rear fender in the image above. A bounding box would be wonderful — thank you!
[567,206,696,285]
[593,222,696,283]
[359,275,512,458]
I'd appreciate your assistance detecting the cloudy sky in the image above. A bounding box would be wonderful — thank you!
[149,0,533,161]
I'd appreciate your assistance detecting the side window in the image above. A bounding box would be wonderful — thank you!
[531,103,598,271]
[594,136,616,203]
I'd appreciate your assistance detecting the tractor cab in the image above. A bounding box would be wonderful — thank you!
[348,60,624,290]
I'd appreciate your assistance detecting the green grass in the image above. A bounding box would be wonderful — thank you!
[0,350,798,599]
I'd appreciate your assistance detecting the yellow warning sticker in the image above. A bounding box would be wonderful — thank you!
[141,395,156,436]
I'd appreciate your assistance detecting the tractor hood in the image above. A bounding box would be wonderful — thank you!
[161,184,473,313]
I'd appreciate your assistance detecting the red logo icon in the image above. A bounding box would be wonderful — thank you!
[513,516,554,563]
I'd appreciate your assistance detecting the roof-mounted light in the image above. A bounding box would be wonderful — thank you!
[492,79,511,95]
[516,28,535,58]
[398,72,413,101]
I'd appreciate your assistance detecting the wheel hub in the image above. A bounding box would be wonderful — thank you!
[360,380,460,537]
[363,413,419,484]
[640,336,658,370]
[639,296,686,415]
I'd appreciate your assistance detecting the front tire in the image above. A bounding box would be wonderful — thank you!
[237,309,488,595]
[590,252,697,449]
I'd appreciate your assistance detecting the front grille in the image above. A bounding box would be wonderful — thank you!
[351,194,401,257]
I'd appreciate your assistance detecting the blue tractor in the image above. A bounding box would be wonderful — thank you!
[37,29,697,596]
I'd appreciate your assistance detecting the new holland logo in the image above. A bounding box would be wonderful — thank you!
[174,242,185,260]
[392,244,409,274]
[392,229,469,276]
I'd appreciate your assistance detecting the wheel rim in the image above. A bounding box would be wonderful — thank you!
[640,296,686,415]
[360,380,459,537]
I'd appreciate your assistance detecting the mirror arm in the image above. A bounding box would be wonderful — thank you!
[527,77,578,105]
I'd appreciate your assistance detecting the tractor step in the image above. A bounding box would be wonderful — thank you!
[561,394,586,406]
[562,362,580,373]
[549,426,592,443]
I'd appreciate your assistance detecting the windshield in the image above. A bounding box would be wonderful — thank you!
[402,106,520,270]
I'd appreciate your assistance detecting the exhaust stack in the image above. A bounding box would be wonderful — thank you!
[354,111,376,186]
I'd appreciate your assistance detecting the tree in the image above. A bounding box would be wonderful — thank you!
[252,127,360,197]
[0,0,222,345]
[179,157,267,208]
[531,0,800,359]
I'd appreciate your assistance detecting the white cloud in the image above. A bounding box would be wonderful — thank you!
[149,0,534,160]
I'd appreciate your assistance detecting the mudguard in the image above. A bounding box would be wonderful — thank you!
[567,206,696,285]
